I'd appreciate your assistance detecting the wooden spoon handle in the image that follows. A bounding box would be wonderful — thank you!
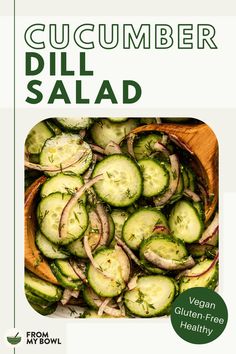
[25,176,59,284]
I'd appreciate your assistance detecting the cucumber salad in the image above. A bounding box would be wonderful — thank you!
[24,117,219,318]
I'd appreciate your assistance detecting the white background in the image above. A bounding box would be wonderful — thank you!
[1,1,236,353]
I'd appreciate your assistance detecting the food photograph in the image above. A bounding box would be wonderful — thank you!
[24,117,219,319]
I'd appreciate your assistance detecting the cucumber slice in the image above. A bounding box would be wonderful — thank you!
[140,259,166,274]
[37,193,88,245]
[133,134,162,160]
[40,133,92,176]
[90,118,138,148]
[36,230,69,259]
[55,117,93,131]
[124,275,176,317]
[25,121,54,154]
[179,259,218,293]
[140,235,188,264]
[138,158,169,197]
[107,215,115,244]
[170,174,184,203]
[193,201,205,221]
[169,200,203,243]
[25,289,54,306]
[111,209,129,238]
[87,247,130,297]
[50,263,82,290]
[92,155,142,207]
[107,117,128,122]
[24,271,62,302]
[181,166,189,189]
[45,119,62,135]
[185,166,196,191]
[29,301,58,316]
[187,244,216,258]
[140,118,157,124]
[83,287,102,309]
[54,260,81,281]
[66,215,115,257]
[40,173,86,204]
[122,208,168,250]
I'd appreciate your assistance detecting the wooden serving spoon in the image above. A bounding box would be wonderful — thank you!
[131,123,218,222]
[25,175,59,284]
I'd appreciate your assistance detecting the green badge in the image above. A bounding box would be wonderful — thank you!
[171,287,228,344]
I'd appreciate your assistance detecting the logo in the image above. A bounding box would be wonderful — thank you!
[5,329,23,347]
[7,332,22,345]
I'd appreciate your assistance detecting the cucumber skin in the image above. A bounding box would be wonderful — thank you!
[140,259,166,275]
[24,275,62,302]
[83,287,99,310]
[25,289,54,306]
[54,260,80,281]
[35,231,69,260]
[50,263,82,290]
[29,301,58,316]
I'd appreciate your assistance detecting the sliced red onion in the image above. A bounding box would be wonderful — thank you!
[90,143,105,155]
[154,154,180,206]
[104,141,122,155]
[59,175,103,239]
[93,299,122,317]
[153,141,170,158]
[83,235,113,280]
[83,155,97,182]
[177,252,219,279]
[69,260,88,284]
[115,236,142,268]
[114,244,131,283]
[86,289,122,317]
[161,134,168,145]
[79,129,86,138]
[24,150,86,172]
[183,189,201,202]
[127,275,138,290]
[117,303,126,317]
[96,203,110,246]
[93,153,104,161]
[127,133,136,158]
[199,213,219,245]
[88,210,102,248]
[153,225,170,234]
[61,289,74,305]
[197,182,209,210]
[98,298,111,316]
[144,250,195,270]
[71,290,80,298]
[169,134,193,155]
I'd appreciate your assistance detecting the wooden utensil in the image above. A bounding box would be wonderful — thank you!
[131,123,218,221]
[25,175,59,284]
